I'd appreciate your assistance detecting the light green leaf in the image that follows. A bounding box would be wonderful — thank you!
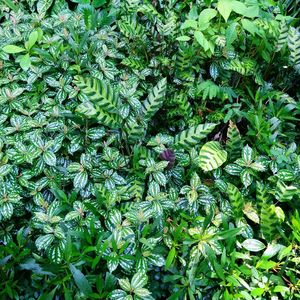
[19,54,31,70]
[198,9,218,30]
[231,1,259,18]
[256,259,277,270]
[199,141,228,171]
[131,272,147,289]
[181,20,198,30]
[134,288,151,298]
[2,45,26,54]
[241,169,252,188]
[194,31,213,52]
[118,278,131,292]
[217,0,233,22]
[165,247,176,270]
[226,22,238,45]
[242,239,265,252]
[26,31,38,50]
[76,102,97,117]
[176,36,191,41]
[241,19,259,35]
[243,203,259,224]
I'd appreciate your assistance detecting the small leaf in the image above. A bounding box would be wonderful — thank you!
[37,0,54,15]
[110,290,127,300]
[131,272,147,289]
[262,243,284,259]
[224,164,243,175]
[241,169,252,188]
[19,54,31,70]
[134,288,151,298]
[48,244,63,264]
[118,278,131,292]
[209,63,219,80]
[243,203,259,223]
[242,239,265,252]
[0,164,13,176]
[176,36,191,41]
[26,31,39,50]
[198,9,218,30]
[242,145,253,164]
[1,202,14,219]
[165,247,176,270]
[43,151,56,166]
[181,20,198,30]
[74,171,88,189]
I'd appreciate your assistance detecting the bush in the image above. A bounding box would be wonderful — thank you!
[0,0,299,299]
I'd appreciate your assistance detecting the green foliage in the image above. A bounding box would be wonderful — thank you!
[199,141,228,171]
[174,123,216,148]
[142,78,167,121]
[0,0,299,299]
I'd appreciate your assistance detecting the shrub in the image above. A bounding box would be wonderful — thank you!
[0,0,299,299]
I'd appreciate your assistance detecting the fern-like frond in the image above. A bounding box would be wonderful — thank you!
[118,16,147,40]
[142,78,167,121]
[226,121,243,161]
[224,58,257,76]
[288,27,300,73]
[124,115,145,143]
[260,204,279,242]
[256,181,270,214]
[174,123,216,148]
[121,57,145,70]
[74,76,119,113]
[227,183,244,218]
[276,21,289,52]
[74,76,121,128]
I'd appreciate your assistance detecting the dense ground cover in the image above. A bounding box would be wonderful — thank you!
[0,0,299,299]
